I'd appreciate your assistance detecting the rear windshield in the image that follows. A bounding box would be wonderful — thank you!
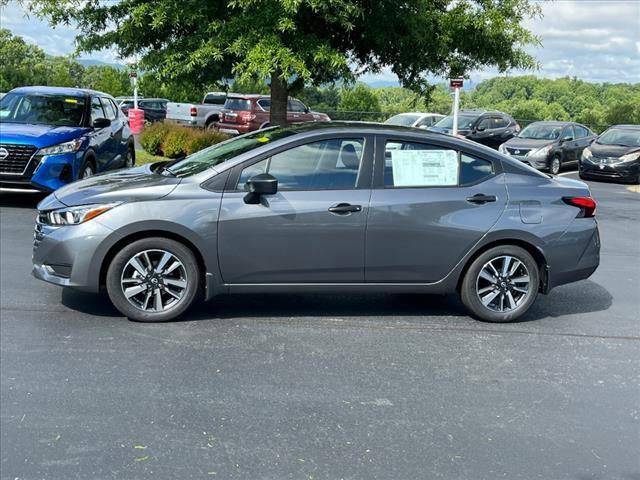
[224,98,252,111]
[385,114,421,127]
[0,92,86,126]
[203,94,226,105]
[596,128,640,147]
[161,127,299,177]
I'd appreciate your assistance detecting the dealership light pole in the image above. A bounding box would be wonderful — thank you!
[450,78,463,136]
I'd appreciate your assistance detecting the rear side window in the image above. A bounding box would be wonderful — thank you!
[257,99,271,111]
[494,117,510,128]
[204,94,226,105]
[574,125,590,138]
[384,141,493,187]
[90,96,105,123]
[288,99,307,113]
[224,98,252,110]
[237,138,365,190]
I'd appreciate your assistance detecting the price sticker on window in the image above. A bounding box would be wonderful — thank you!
[391,149,458,187]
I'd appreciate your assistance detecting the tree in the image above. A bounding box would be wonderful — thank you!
[0,28,48,90]
[15,0,541,126]
[83,65,130,96]
[337,83,381,120]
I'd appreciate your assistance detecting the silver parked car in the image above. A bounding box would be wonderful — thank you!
[32,123,600,323]
[384,112,445,129]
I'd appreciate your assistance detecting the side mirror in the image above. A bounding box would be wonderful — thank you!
[475,125,486,132]
[93,117,111,129]
[244,173,278,204]
[561,135,573,143]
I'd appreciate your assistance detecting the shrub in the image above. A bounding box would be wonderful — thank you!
[139,123,169,156]
[140,123,230,158]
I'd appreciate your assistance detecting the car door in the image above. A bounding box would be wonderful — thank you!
[87,95,111,170]
[572,125,595,164]
[468,116,496,147]
[559,125,580,164]
[218,135,373,284]
[98,97,125,170]
[365,136,507,283]
[287,99,308,124]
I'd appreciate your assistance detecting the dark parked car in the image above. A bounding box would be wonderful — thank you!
[0,86,135,191]
[499,121,596,175]
[216,94,330,135]
[579,124,639,183]
[32,122,599,324]
[429,110,520,149]
[119,98,168,124]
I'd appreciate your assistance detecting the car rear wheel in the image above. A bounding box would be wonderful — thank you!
[125,147,135,168]
[106,238,200,322]
[549,155,562,175]
[460,245,539,322]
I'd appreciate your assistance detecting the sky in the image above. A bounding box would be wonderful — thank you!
[1,0,639,86]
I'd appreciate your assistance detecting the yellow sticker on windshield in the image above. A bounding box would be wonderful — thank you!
[64,98,78,104]
[256,136,270,143]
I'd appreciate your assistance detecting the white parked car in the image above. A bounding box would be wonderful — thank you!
[384,112,445,129]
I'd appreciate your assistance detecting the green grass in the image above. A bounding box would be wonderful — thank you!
[135,149,167,165]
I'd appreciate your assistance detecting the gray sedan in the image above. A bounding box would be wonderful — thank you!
[32,123,600,323]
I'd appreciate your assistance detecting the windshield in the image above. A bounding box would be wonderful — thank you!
[434,114,477,130]
[165,127,299,177]
[518,123,563,140]
[0,92,86,126]
[596,128,640,147]
[385,114,421,127]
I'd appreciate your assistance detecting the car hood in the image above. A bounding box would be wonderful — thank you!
[589,142,640,158]
[51,163,181,207]
[504,137,554,149]
[0,122,91,149]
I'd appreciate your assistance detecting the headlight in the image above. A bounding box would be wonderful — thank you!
[37,139,83,156]
[581,148,593,162]
[498,144,508,154]
[43,203,120,226]
[619,151,640,163]
[526,144,552,158]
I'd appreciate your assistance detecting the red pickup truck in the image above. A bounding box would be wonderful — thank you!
[216,94,330,135]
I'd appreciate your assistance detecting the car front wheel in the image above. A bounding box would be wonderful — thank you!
[106,238,200,322]
[549,155,562,175]
[460,245,539,322]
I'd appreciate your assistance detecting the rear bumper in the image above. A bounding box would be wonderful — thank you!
[216,122,253,135]
[579,161,638,182]
[547,220,600,291]
[165,118,200,128]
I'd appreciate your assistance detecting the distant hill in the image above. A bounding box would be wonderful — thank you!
[78,59,126,70]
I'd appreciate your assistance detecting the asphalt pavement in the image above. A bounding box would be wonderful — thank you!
[1,172,639,480]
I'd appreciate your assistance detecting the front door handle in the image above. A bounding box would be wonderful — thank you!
[466,194,497,204]
[328,203,362,215]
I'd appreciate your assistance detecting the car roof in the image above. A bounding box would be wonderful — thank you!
[608,124,640,130]
[525,120,573,126]
[391,112,444,117]
[9,85,113,98]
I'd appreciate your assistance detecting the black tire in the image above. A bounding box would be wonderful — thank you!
[79,157,95,179]
[205,116,219,130]
[125,147,135,168]
[549,154,562,175]
[106,237,200,322]
[460,245,539,323]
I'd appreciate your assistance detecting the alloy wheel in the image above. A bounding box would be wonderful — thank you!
[475,255,530,313]
[120,249,188,312]
[126,150,134,168]
[81,165,94,179]
[550,157,561,175]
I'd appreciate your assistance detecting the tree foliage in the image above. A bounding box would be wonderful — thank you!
[13,0,541,125]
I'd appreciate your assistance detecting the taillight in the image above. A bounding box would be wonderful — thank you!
[563,196,596,218]
[190,106,197,117]
[239,111,256,123]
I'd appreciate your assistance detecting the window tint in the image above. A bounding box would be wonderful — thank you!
[204,94,226,105]
[100,97,117,120]
[562,126,575,140]
[384,141,458,187]
[460,154,493,184]
[224,98,252,110]
[288,99,307,113]
[90,96,105,123]
[415,115,438,128]
[574,125,590,138]
[238,138,364,190]
[477,117,493,130]
[257,99,271,111]
[494,116,509,128]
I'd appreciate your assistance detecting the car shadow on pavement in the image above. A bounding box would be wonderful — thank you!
[61,279,612,324]
[0,191,47,209]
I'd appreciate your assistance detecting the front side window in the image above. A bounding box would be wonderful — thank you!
[0,92,85,126]
[289,99,307,113]
[434,114,477,130]
[238,138,365,190]
[91,96,106,124]
[100,97,117,121]
[574,125,590,138]
[385,114,421,127]
[384,141,493,187]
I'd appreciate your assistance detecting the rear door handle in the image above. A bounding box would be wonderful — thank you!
[466,194,497,204]
[329,203,362,215]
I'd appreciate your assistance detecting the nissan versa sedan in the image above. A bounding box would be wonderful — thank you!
[499,121,596,175]
[32,123,600,323]
[579,124,639,184]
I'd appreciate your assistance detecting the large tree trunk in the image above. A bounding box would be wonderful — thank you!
[270,69,288,127]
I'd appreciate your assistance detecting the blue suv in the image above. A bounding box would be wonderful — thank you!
[0,86,135,191]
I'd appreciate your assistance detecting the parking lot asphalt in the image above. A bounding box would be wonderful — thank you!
[1,172,639,480]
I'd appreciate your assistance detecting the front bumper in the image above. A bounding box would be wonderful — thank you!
[511,155,548,170]
[0,151,81,192]
[580,161,639,182]
[32,216,115,292]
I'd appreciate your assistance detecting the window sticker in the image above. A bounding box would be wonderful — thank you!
[64,98,78,104]
[390,149,458,187]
